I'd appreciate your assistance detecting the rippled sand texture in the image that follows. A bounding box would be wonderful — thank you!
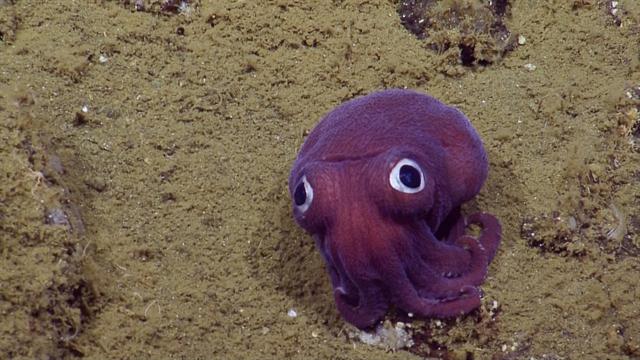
[1,1,639,359]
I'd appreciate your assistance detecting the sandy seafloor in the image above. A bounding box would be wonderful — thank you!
[1,0,640,359]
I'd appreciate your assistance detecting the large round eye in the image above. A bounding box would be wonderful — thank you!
[293,175,313,212]
[389,158,425,193]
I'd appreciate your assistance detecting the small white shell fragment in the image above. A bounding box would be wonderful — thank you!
[518,35,526,45]
[353,321,414,350]
[99,54,109,63]
[524,63,537,71]
[81,105,89,113]
[287,308,297,318]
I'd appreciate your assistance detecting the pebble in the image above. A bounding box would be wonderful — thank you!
[518,35,527,45]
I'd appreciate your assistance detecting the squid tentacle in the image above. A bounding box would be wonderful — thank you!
[467,212,501,263]
[381,259,482,319]
[407,235,488,298]
[333,281,389,329]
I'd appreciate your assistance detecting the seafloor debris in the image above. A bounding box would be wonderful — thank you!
[159,0,190,13]
[621,84,640,148]
[521,205,639,258]
[606,0,622,26]
[21,141,86,236]
[4,89,99,357]
[120,0,192,14]
[398,0,517,67]
[521,212,586,256]
[347,321,415,351]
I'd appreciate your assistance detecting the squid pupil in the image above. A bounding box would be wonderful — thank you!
[294,182,306,205]
[399,165,421,188]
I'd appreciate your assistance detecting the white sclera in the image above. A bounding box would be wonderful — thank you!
[389,158,425,194]
[295,175,314,213]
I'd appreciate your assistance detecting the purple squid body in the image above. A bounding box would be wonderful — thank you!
[288,89,501,329]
